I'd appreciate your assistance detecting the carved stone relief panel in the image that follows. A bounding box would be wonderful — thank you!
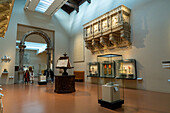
[102,19,108,31]
[100,37,107,46]
[112,14,119,27]
[123,14,130,24]
[92,39,101,49]
[93,23,98,33]
[85,41,93,51]
[86,27,91,36]
[109,33,118,47]
[83,5,131,53]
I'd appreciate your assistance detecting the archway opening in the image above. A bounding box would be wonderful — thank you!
[15,24,54,83]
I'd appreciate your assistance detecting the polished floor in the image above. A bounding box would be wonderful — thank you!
[1,82,170,113]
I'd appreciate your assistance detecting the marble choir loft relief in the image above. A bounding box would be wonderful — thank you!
[83,5,131,53]
[0,0,14,38]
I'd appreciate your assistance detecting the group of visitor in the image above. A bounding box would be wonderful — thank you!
[24,67,34,85]
[24,67,54,84]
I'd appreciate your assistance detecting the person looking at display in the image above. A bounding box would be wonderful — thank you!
[44,69,49,82]
[24,70,30,85]
[50,69,54,83]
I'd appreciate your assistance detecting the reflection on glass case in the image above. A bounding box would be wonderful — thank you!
[88,62,100,77]
[98,54,123,78]
[116,59,137,79]
[97,54,124,109]
[101,61,115,77]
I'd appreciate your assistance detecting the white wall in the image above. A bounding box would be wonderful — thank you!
[15,49,47,76]
[1,0,170,93]
[69,0,170,93]
[0,0,70,84]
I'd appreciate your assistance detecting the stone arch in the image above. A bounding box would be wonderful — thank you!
[18,30,52,83]
[20,30,51,48]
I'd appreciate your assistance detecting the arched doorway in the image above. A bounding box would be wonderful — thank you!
[18,30,53,83]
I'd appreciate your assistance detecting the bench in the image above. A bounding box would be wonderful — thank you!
[74,71,84,82]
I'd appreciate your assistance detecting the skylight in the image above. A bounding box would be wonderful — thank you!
[35,0,55,13]
[16,40,47,54]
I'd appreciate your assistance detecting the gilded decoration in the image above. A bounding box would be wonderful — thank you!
[0,0,14,38]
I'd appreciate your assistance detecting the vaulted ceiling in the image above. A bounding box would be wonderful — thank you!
[0,0,14,38]
[24,0,91,16]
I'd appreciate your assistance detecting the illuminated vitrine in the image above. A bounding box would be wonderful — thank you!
[98,54,122,78]
[97,54,124,109]
[88,62,100,77]
[115,59,137,79]
[101,61,115,78]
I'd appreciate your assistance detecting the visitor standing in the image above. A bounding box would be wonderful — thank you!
[44,69,49,82]
[24,70,30,85]
[50,69,54,83]
[29,66,34,84]
[30,71,34,84]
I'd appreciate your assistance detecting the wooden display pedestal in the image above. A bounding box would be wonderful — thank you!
[54,75,75,93]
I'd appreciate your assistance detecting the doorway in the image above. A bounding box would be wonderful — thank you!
[15,24,55,83]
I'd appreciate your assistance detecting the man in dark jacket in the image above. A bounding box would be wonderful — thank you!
[50,69,54,83]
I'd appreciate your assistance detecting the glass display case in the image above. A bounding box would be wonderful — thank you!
[101,61,115,77]
[115,59,137,79]
[98,54,123,78]
[88,62,100,77]
[97,54,124,109]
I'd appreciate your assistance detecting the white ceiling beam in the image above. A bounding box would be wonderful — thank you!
[44,0,68,16]
[24,0,40,11]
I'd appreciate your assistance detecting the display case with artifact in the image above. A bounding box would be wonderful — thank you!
[2,69,8,75]
[98,54,122,78]
[97,54,124,109]
[162,61,170,82]
[87,62,100,77]
[38,69,48,85]
[38,74,47,85]
[101,61,115,78]
[115,59,137,79]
